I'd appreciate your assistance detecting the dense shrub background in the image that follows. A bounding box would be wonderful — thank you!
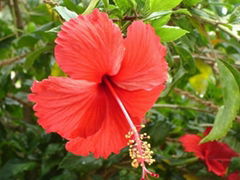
[0,0,240,179]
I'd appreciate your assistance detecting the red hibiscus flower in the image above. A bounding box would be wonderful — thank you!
[227,171,240,180]
[179,129,239,176]
[29,9,168,179]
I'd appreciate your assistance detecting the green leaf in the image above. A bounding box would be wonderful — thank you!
[174,8,191,16]
[63,0,84,14]
[146,9,190,23]
[46,26,61,33]
[155,25,188,42]
[113,0,137,13]
[224,136,240,153]
[35,22,55,32]
[55,6,78,21]
[149,0,183,12]
[218,60,240,88]
[51,170,78,180]
[145,116,173,145]
[176,46,196,74]
[150,14,171,27]
[0,159,36,180]
[183,0,202,6]
[226,0,240,4]
[201,60,240,142]
[169,157,198,166]
[161,66,186,97]
[229,157,240,172]
[145,10,172,21]
[0,121,6,140]
[59,154,103,172]
[113,0,132,13]
[16,34,38,48]
[145,10,172,27]
[102,0,110,8]
[24,46,53,69]
[41,144,64,175]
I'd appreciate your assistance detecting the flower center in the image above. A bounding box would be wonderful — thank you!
[103,76,158,180]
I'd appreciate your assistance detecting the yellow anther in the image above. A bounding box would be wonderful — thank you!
[127,131,156,170]
[131,159,139,168]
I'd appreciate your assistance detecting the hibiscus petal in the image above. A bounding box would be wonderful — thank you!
[55,9,124,82]
[66,95,130,158]
[28,77,106,140]
[201,142,238,160]
[227,171,240,180]
[113,83,165,118]
[65,80,163,158]
[205,158,227,176]
[179,134,203,159]
[112,21,168,91]
[200,142,238,176]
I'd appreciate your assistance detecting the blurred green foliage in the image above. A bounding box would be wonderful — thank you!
[0,0,240,179]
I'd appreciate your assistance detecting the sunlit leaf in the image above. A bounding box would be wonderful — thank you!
[189,60,213,95]
[46,26,61,33]
[155,25,188,42]
[51,62,67,77]
[189,74,209,95]
[114,0,137,12]
[174,8,191,16]
[148,0,183,12]
[145,10,172,21]
[55,6,78,21]
[150,14,171,27]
